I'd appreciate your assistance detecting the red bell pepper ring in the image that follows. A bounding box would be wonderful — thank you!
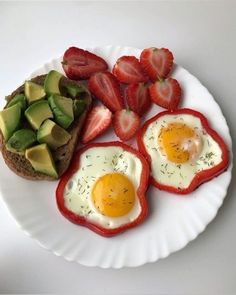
[137,108,229,194]
[56,141,149,237]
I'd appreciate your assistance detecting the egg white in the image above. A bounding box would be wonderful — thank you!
[63,146,143,229]
[143,114,223,189]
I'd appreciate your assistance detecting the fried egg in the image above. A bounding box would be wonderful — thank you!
[141,112,224,190]
[63,145,145,229]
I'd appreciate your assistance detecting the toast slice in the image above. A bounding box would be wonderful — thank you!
[0,74,92,180]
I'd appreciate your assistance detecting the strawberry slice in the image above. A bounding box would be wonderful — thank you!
[113,109,140,141]
[149,78,181,110]
[140,48,173,81]
[88,71,124,112]
[62,47,108,80]
[125,83,151,116]
[112,56,148,84]
[81,106,112,143]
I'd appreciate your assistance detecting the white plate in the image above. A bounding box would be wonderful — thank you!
[0,46,232,268]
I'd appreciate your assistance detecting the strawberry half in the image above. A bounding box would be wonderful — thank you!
[81,106,112,144]
[88,71,124,112]
[140,48,173,81]
[125,83,151,116]
[62,47,108,80]
[113,109,140,141]
[149,78,181,110]
[112,56,148,84]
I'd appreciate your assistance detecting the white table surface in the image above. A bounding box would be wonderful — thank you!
[0,1,235,294]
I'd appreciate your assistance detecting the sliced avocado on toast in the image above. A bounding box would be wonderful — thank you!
[25,143,58,178]
[25,100,53,130]
[25,81,46,104]
[0,103,21,141]
[44,70,63,95]
[73,99,87,118]
[0,72,92,180]
[64,83,87,99]
[37,119,71,150]
[7,93,27,111]
[48,94,74,129]
[6,129,37,154]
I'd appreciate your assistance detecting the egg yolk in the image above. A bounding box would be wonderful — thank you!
[158,122,202,164]
[91,173,135,217]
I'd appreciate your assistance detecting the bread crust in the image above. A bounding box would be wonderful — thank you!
[0,75,92,180]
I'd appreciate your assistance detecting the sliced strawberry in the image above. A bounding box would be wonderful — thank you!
[62,47,108,80]
[81,106,112,144]
[113,109,140,141]
[140,48,173,81]
[88,71,124,112]
[112,56,148,84]
[149,78,181,110]
[125,83,151,116]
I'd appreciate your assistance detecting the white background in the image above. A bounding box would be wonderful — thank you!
[0,1,235,294]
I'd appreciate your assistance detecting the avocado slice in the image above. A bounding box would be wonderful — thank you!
[48,95,74,129]
[0,103,21,141]
[73,99,86,118]
[25,81,46,104]
[25,100,53,130]
[37,119,71,150]
[7,94,27,111]
[6,129,36,154]
[65,83,87,99]
[44,70,63,95]
[25,143,58,178]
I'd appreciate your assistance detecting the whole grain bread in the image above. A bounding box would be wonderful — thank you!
[0,75,92,180]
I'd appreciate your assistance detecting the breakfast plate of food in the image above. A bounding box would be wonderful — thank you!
[0,45,232,268]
